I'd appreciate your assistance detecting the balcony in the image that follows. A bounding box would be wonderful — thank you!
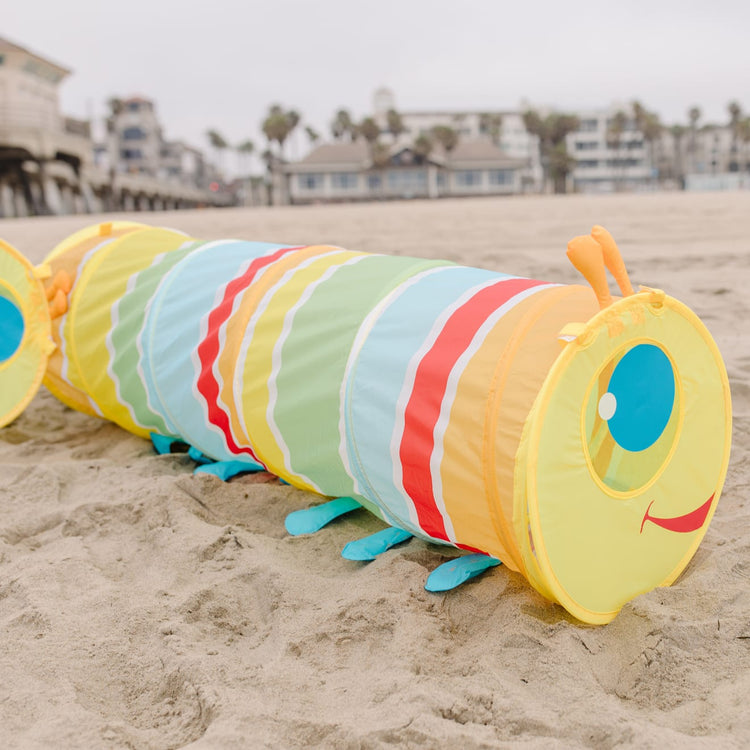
[0,104,93,166]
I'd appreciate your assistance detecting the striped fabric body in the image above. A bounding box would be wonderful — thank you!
[34,224,597,564]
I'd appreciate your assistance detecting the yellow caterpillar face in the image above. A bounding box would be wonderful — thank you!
[521,292,731,624]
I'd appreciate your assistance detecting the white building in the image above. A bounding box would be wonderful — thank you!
[106,96,164,177]
[567,106,652,193]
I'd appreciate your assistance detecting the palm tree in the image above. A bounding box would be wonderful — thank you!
[304,125,320,147]
[430,125,459,154]
[738,117,750,173]
[358,117,381,145]
[479,113,503,146]
[670,124,686,187]
[631,101,662,186]
[386,109,406,141]
[728,101,742,172]
[236,139,255,177]
[607,110,628,190]
[261,105,298,158]
[523,110,580,193]
[206,129,229,173]
[687,106,701,173]
[413,134,433,163]
[331,109,355,141]
[549,143,577,194]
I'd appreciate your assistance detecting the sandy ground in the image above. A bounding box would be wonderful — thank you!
[0,192,748,749]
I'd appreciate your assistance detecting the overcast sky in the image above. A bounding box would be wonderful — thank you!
[5,0,749,162]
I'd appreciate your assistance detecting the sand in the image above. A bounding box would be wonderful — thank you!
[0,192,748,749]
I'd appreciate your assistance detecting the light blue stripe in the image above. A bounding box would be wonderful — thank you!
[142,240,288,459]
[345,265,513,535]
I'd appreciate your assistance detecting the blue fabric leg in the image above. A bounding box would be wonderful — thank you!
[424,554,502,592]
[285,497,362,536]
[341,527,413,561]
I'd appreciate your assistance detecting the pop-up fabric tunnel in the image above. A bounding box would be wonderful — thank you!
[0,222,731,624]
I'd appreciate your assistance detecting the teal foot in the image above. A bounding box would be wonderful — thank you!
[194,459,264,481]
[424,554,502,592]
[188,446,214,465]
[342,527,413,561]
[285,497,362,536]
[151,433,187,455]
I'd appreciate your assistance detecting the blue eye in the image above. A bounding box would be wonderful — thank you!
[0,292,25,363]
[598,344,675,452]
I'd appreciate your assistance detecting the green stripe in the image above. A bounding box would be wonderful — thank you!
[109,241,204,434]
[273,254,450,498]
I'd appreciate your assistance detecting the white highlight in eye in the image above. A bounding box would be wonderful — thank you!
[598,392,617,421]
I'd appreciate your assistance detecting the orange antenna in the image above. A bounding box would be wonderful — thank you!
[567,235,612,310]
[591,225,634,297]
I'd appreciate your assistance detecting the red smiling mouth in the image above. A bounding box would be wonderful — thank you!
[640,494,715,534]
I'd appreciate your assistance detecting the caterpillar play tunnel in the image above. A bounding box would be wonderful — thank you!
[0,221,732,624]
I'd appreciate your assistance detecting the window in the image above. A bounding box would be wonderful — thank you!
[386,169,427,193]
[122,127,146,141]
[575,141,598,151]
[331,172,358,190]
[298,173,323,191]
[367,174,381,190]
[0,55,5,66]
[120,148,143,160]
[579,119,599,132]
[455,170,482,187]
[577,160,599,169]
[489,169,513,186]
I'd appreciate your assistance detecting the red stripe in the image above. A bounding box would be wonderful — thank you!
[399,278,547,541]
[195,246,302,459]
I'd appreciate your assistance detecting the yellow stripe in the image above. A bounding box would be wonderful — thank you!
[43,224,143,416]
[237,248,362,490]
[67,228,192,436]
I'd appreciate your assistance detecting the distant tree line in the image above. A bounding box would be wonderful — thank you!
[196,99,750,193]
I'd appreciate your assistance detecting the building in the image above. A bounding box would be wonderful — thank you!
[0,36,93,216]
[566,105,652,193]
[0,36,231,217]
[371,87,542,192]
[106,96,164,176]
[284,138,524,204]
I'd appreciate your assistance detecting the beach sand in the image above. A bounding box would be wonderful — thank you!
[0,192,748,749]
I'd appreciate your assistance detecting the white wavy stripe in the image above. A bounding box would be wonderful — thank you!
[337,265,454,530]
[105,264,153,430]
[430,283,555,542]
[59,237,118,418]
[389,276,525,532]
[135,239,199,432]
[267,253,369,491]
[233,249,345,458]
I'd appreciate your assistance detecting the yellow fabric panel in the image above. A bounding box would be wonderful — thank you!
[0,240,52,427]
[237,248,363,491]
[43,222,144,416]
[216,246,341,463]
[487,286,599,573]
[66,228,191,437]
[45,221,145,263]
[524,293,731,623]
[438,293,543,569]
